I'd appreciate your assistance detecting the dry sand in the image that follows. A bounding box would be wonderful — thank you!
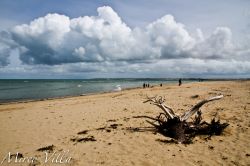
[0,81,249,166]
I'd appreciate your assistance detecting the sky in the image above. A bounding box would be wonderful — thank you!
[0,0,250,79]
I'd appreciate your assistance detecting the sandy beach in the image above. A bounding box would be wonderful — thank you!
[0,81,249,166]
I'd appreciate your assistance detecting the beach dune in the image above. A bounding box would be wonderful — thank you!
[0,81,249,166]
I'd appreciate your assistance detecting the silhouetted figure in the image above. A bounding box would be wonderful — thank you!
[160,83,162,87]
[143,83,146,88]
[178,79,182,86]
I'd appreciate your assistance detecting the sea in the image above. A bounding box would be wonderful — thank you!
[0,78,197,103]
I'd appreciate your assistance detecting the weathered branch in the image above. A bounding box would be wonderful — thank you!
[180,95,223,121]
[162,104,175,116]
[143,95,159,103]
[144,96,176,119]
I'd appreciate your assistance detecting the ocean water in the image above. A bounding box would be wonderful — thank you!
[0,79,192,103]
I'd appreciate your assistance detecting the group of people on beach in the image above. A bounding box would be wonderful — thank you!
[143,79,182,89]
[143,83,150,88]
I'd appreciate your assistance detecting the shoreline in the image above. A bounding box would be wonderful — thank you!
[0,81,176,105]
[1,79,249,105]
[0,80,248,105]
[0,85,144,105]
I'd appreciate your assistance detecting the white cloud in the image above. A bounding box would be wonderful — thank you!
[6,6,247,65]
[146,15,195,58]
[73,47,85,58]
[0,6,249,77]
[191,27,234,59]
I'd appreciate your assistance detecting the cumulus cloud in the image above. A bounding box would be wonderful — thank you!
[0,6,249,77]
[191,27,234,59]
[146,15,195,59]
[1,5,246,66]
[10,6,140,64]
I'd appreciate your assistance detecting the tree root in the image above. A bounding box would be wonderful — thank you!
[134,95,229,144]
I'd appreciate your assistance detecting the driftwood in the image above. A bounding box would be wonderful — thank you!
[134,95,229,144]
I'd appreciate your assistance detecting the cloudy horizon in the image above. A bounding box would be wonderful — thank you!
[0,0,249,79]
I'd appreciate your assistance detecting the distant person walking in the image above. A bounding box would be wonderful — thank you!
[178,78,182,86]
